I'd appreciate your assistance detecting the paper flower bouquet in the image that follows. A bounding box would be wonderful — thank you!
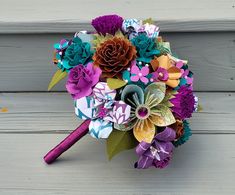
[44,15,198,169]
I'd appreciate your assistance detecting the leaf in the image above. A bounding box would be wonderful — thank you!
[107,78,127,89]
[106,129,138,160]
[143,18,154,24]
[92,30,125,48]
[197,104,203,112]
[48,69,67,91]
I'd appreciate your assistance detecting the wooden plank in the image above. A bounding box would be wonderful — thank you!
[0,133,234,194]
[0,92,234,133]
[0,33,234,91]
[0,0,235,33]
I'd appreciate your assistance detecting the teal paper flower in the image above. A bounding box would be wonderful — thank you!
[61,37,93,71]
[173,120,192,147]
[131,33,160,63]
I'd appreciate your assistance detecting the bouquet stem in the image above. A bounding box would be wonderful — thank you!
[44,120,91,164]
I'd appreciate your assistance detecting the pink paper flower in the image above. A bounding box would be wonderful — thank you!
[66,62,101,100]
[130,63,149,84]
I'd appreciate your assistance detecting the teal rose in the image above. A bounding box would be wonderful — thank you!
[131,33,160,63]
[62,37,93,70]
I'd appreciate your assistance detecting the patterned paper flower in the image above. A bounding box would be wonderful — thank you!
[116,82,176,143]
[93,37,136,78]
[170,86,195,120]
[138,23,160,38]
[151,55,182,88]
[135,127,176,169]
[122,19,142,39]
[131,33,160,63]
[92,14,123,36]
[62,37,93,70]
[74,82,131,139]
[66,62,101,100]
[122,19,159,39]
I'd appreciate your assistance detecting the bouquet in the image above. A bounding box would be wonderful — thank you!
[44,14,198,169]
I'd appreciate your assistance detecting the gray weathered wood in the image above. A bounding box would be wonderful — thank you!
[0,33,234,91]
[0,0,235,33]
[0,133,234,194]
[0,92,234,133]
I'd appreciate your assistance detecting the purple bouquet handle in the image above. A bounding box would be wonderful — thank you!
[44,120,91,164]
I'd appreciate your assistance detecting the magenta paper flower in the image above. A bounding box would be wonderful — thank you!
[91,14,123,36]
[170,86,195,120]
[130,63,149,84]
[151,67,169,82]
[66,62,101,100]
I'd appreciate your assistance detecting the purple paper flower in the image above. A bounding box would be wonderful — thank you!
[170,86,196,120]
[66,62,101,100]
[135,127,176,169]
[91,14,123,36]
[151,67,169,82]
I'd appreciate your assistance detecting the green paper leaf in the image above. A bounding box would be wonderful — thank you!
[107,78,127,89]
[197,104,203,112]
[48,69,67,91]
[143,18,154,24]
[106,129,138,160]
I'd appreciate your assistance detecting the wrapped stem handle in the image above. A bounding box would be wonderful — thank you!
[44,120,91,164]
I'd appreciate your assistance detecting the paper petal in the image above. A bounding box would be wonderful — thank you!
[93,82,116,105]
[133,118,155,143]
[75,96,96,120]
[155,127,176,142]
[168,66,182,79]
[114,118,137,131]
[144,82,166,106]
[111,101,131,124]
[165,79,180,88]
[89,119,113,139]
[157,55,171,70]
[121,84,145,105]
[151,104,176,126]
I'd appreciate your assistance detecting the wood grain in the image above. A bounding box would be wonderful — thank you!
[0,92,234,133]
[0,133,234,194]
[0,0,235,33]
[0,33,234,91]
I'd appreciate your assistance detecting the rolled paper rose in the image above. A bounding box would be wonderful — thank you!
[66,62,101,100]
[131,33,160,63]
[44,120,91,164]
[63,37,93,70]
[93,37,136,78]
